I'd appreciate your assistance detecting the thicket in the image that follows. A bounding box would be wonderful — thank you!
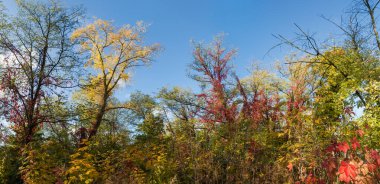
[1,0,380,183]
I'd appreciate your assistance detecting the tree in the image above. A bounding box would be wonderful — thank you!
[0,0,83,145]
[71,19,160,142]
[190,36,238,126]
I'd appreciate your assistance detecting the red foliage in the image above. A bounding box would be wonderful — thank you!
[320,131,380,183]
[356,129,364,137]
[287,80,306,113]
[304,174,320,184]
[338,160,357,183]
[367,163,377,172]
[337,142,350,153]
[192,39,283,134]
[351,137,360,151]
[193,40,238,125]
[0,59,50,144]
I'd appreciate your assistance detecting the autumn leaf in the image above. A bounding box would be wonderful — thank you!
[304,174,318,184]
[337,142,350,153]
[287,162,293,171]
[367,163,377,172]
[338,161,357,183]
[326,143,338,153]
[351,137,360,150]
[356,129,364,137]
[370,150,380,165]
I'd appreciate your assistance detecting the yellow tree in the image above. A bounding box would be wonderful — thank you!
[71,19,159,141]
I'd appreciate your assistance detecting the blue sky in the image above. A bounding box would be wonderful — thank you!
[3,0,351,100]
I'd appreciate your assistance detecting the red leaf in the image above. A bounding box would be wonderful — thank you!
[305,173,318,184]
[368,163,377,172]
[337,142,350,153]
[351,137,360,150]
[370,150,380,165]
[338,161,357,183]
[325,141,339,153]
[356,129,364,137]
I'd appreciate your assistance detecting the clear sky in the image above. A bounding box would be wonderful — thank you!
[2,0,352,100]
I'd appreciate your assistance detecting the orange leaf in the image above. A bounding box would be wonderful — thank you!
[287,162,293,171]
[305,174,318,184]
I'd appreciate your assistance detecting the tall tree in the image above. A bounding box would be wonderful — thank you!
[71,19,159,142]
[190,37,237,125]
[0,0,83,145]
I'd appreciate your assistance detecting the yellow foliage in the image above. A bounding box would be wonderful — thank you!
[65,145,99,184]
[71,18,160,117]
